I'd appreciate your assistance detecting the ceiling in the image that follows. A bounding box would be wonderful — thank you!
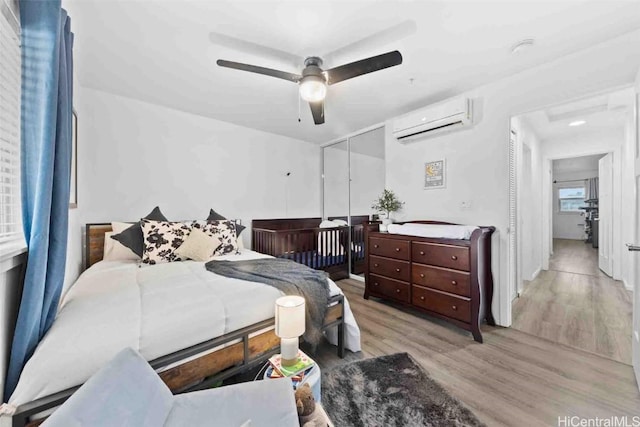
[64,0,640,144]
[520,88,632,141]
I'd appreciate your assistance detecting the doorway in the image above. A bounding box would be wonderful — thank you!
[509,88,635,364]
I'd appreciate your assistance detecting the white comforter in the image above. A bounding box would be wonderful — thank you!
[9,250,361,406]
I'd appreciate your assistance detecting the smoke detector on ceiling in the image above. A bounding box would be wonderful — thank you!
[511,39,535,54]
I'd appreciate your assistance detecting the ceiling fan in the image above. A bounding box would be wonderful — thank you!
[212,21,416,126]
[216,51,402,125]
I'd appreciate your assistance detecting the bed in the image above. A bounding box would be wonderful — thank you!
[2,223,361,427]
[252,215,370,280]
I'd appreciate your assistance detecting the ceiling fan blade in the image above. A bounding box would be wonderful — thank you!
[209,31,304,66]
[309,100,325,125]
[322,20,416,66]
[216,59,301,83]
[326,51,403,85]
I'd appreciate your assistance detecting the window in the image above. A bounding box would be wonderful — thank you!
[558,187,586,213]
[0,2,22,246]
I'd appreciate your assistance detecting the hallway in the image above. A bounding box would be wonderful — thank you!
[512,239,633,364]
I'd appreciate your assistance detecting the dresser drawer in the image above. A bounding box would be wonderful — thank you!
[368,274,410,303]
[412,286,471,323]
[369,255,410,282]
[370,237,410,261]
[412,264,470,297]
[412,242,470,271]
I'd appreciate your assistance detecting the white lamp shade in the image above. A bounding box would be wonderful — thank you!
[275,296,305,338]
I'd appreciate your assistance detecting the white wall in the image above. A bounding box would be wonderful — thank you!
[65,88,322,288]
[385,29,640,327]
[542,128,628,281]
[512,117,543,285]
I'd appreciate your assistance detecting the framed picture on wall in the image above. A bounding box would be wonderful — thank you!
[69,109,78,208]
[424,159,446,190]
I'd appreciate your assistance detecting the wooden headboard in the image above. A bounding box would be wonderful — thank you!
[85,223,113,270]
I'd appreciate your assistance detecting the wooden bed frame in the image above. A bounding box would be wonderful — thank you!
[5,223,347,427]
[251,215,370,280]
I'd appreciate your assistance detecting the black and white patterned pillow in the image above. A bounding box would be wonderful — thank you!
[192,220,239,256]
[141,219,192,264]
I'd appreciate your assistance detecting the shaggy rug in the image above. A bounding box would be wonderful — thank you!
[321,353,485,427]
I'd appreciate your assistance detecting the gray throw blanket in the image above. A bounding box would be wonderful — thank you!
[205,258,330,349]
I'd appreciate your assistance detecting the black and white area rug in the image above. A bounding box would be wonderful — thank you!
[321,353,485,427]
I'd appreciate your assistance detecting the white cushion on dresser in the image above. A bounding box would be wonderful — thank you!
[387,223,478,240]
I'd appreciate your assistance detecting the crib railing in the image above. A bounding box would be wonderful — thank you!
[350,224,366,274]
[252,225,350,279]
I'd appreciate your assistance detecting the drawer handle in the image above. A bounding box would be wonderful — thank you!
[452,305,457,310]
[374,244,379,248]
[373,282,379,286]
[420,296,425,301]
[451,280,457,285]
[396,289,401,293]
[374,263,379,268]
[451,255,458,260]
[395,268,401,272]
[419,251,425,255]
[395,248,401,252]
[420,273,425,278]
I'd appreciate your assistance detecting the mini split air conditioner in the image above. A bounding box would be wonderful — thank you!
[393,97,473,142]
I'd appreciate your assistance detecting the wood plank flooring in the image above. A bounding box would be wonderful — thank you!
[314,279,640,427]
[512,239,632,364]
[548,238,607,277]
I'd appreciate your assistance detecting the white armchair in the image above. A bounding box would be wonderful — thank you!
[42,348,299,427]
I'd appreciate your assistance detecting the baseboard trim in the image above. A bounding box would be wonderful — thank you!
[528,267,542,282]
[622,278,633,291]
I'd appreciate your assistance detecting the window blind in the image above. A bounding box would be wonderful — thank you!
[0,1,21,245]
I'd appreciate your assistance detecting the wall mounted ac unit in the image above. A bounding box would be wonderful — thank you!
[393,97,472,142]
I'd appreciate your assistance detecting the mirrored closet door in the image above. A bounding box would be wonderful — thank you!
[322,126,385,278]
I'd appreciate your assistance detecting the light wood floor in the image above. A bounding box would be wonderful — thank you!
[512,239,633,364]
[315,279,640,427]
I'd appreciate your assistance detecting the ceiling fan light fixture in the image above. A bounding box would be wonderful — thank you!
[299,75,327,102]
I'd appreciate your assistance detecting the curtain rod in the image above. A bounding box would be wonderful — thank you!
[553,178,591,184]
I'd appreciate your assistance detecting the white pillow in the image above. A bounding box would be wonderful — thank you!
[175,227,223,262]
[103,224,140,262]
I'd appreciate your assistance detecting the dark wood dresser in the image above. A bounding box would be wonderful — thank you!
[364,221,496,342]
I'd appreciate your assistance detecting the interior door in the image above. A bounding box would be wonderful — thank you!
[631,80,640,390]
[598,153,613,276]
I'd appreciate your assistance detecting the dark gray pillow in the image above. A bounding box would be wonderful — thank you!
[207,209,246,237]
[111,207,168,257]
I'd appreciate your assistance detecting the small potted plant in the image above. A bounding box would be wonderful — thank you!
[372,189,404,232]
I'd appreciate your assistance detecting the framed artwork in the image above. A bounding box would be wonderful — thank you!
[424,159,446,190]
[69,109,78,208]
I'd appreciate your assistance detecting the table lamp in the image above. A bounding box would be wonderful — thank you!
[275,295,305,367]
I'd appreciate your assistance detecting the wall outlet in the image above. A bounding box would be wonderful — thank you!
[460,200,472,210]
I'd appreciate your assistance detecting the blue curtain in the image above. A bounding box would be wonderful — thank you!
[4,1,73,399]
